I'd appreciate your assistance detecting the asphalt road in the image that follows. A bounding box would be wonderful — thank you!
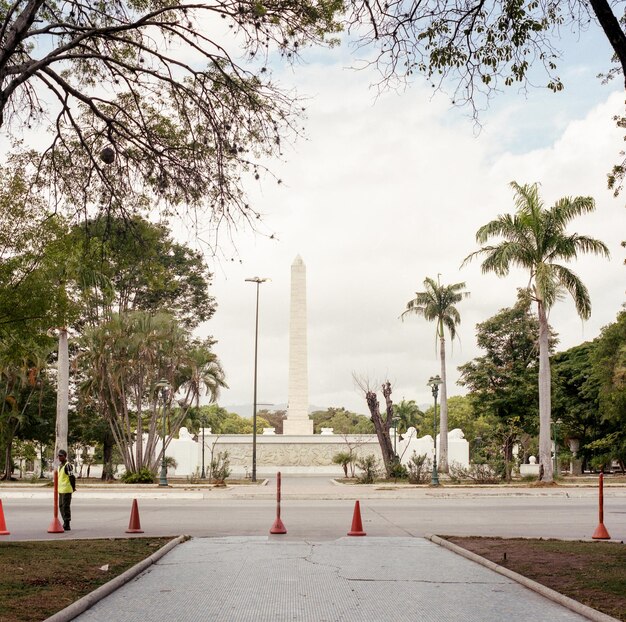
[2,494,625,542]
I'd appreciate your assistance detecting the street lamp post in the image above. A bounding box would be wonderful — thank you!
[246,277,268,483]
[39,442,45,478]
[201,415,207,479]
[427,375,443,486]
[157,380,170,487]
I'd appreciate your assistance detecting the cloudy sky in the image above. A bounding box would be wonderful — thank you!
[184,23,626,416]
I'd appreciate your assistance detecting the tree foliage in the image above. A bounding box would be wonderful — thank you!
[72,215,216,329]
[311,406,374,434]
[350,1,626,105]
[588,310,626,468]
[552,311,626,470]
[78,310,226,473]
[0,0,343,230]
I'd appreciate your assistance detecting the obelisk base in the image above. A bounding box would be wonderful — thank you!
[283,420,314,435]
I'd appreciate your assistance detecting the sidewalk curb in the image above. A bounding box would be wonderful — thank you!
[43,534,190,622]
[426,534,620,622]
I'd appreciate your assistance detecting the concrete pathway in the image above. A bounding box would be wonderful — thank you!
[71,536,592,622]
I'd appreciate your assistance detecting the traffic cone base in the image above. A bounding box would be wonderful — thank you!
[270,517,287,534]
[47,517,64,534]
[347,500,366,536]
[592,523,611,540]
[0,500,9,535]
[126,499,144,534]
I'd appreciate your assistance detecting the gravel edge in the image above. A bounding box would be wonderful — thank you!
[426,534,621,622]
[43,534,190,622]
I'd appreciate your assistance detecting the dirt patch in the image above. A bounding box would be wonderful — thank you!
[445,536,626,621]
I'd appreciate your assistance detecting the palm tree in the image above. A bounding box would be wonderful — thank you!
[393,399,424,434]
[463,181,610,482]
[401,277,469,471]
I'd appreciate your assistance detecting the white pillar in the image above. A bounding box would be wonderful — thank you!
[284,255,313,435]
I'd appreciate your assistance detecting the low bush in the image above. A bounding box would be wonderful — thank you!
[121,467,156,484]
[387,459,408,479]
[406,453,431,484]
[356,455,380,484]
[448,462,500,484]
[210,451,231,485]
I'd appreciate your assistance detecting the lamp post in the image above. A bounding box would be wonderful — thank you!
[427,375,443,486]
[246,277,268,482]
[157,379,170,487]
[39,442,46,478]
[200,414,207,479]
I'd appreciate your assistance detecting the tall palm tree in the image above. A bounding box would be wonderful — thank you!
[464,181,609,482]
[401,277,469,471]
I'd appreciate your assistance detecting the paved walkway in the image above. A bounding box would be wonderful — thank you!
[71,536,591,622]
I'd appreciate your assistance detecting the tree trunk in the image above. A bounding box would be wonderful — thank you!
[588,0,626,87]
[537,301,553,482]
[101,430,114,481]
[365,388,395,474]
[439,331,449,472]
[2,441,12,480]
[54,328,69,461]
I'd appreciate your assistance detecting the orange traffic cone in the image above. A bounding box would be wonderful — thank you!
[0,499,10,535]
[347,500,366,536]
[126,499,144,534]
[592,473,611,540]
[270,515,287,534]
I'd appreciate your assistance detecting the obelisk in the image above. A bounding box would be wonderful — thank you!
[283,255,314,435]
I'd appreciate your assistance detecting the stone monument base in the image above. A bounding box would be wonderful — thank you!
[282,419,314,435]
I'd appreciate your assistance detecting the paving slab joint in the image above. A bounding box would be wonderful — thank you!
[426,534,621,622]
[43,534,190,622]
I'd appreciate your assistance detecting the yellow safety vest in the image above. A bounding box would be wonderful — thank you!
[58,464,73,494]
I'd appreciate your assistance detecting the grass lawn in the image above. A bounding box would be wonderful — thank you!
[0,538,172,622]
[0,536,624,621]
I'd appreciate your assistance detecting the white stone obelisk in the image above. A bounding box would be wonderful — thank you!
[283,255,313,435]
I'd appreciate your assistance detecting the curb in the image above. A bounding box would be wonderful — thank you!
[426,534,621,622]
[43,534,190,622]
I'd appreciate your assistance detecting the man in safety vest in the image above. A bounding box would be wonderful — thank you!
[57,449,74,531]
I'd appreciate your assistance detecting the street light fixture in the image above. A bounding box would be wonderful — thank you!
[156,379,170,487]
[245,277,268,482]
[427,375,443,486]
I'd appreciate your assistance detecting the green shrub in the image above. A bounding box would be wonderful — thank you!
[210,451,231,485]
[406,453,431,484]
[387,459,408,479]
[356,455,380,484]
[121,467,156,484]
[448,462,500,484]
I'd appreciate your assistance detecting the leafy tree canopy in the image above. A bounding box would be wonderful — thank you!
[71,215,216,329]
[458,290,556,435]
[311,407,374,434]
